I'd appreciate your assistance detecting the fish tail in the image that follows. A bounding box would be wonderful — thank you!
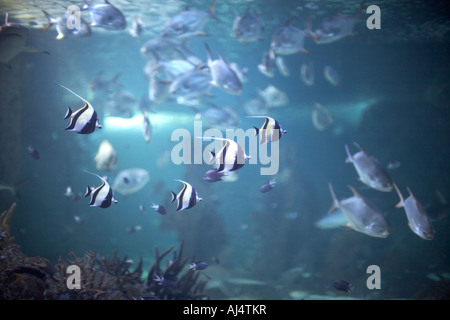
[171,191,177,203]
[253,126,260,136]
[64,106,72,119]
[84,186,92,198]
[344,144,352,163]
[328,183,339,213]
[41,10,55,32]
[208,0,222,22]
[393,183,404,208]
[205,43,213,63]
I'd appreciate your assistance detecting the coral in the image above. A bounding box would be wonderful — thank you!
[0,202,209,300]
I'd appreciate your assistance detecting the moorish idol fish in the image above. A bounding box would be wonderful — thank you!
[84,170,118,208]
[171,180,202,212]
[200,137,251,174]
[59,83,102,134]
[247,116,287,144]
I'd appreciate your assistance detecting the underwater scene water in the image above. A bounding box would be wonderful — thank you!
[0,0,449,300]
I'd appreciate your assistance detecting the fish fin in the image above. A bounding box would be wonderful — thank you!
[340,224,354,230]
[84,186,92,198]
[205,43,213,63]
[347,185,362,198]
[328,183,340,213]
[171,191,177,203]
[64,106,72,119]
[208,0,222,22]
[300,49,310,54]
[434,190,447,205]
[112,73,123,87]
[344,144,352,163]
[23,47,50,55]
[56,33,64,40]
[253,126,260,136]
[393,183,404,208]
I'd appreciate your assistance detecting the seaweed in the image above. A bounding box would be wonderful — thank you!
[0,202,209,300]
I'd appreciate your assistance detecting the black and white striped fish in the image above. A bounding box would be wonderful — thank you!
[205,137,251,174]
[248,116,287,144]
[171,180,202,212]
[84,170,117,208]
[60,84,102,134]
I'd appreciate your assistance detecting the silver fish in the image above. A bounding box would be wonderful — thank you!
[142,111,152,143]
[314,208,348,229]
[258,85,289,108]
[94,140,117,171]
[275,56,290,77]
[270,20,309,55]
[205,43,242,95]
[161,0,219,39]
[313,5,364,45]
[300,62,314,86]
[232,9,263,43]
[89,71,122,93]
[312,102,333,131]
[394,183,435,240]
[140,37,181,61]
[149,76,172,104]
[84,170,118,208]
[324,65,341,86]
[112,168,149,196]
[171,180,202,212]
[203,169,227,182]
[345,142,393,192]
[257,49,277,78]
[195,104,240,130]
[129,15,144,38]
[82,0,126,30]
[328,183,390,238]
[169,69,212,98]
[0,12,49,68]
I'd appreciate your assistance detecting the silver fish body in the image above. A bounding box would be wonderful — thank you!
[161,0,218,39]
[169,69,212,97]
[112,168,149,196]
[82,0,126,30]
[232,9,263,43]
[345,142,393,192]
[394,184,435,240]
[205,43,242,95]
[271,22,309,55]
[329,183,390,238]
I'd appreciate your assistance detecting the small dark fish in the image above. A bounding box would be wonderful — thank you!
[332,280,354,293]
[260,179,276,193]
[171,180,202,212]
[212,257,220,264]
[74,215,84,224]
[189,261,208,271]
[82,0,126,30]
[154,274,177,290]
[151,203,167,215]
[27,145,40,159]
[203,169,227,182]
[139,204,146,213]
[127,225,142,233]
